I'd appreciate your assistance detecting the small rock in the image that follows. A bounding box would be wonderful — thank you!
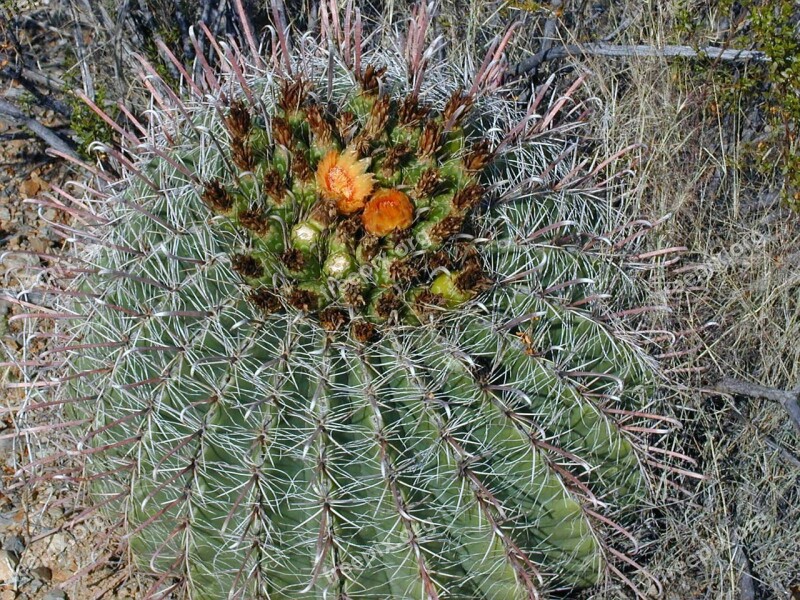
[70,524,87,539]
[0,589,16,600]
[28,578,44,594]
[116,584,134,598]
[0,548,19,583]
[1,537,24,555]
[46,533,70,555]
[43,589,67,600]
[19,177,41,198]
[4,140,27,156]
[0,433,14,464]
[31,566,52,582]
[46,507,64,522]
[0,253,40,288]
[27,236,53,254]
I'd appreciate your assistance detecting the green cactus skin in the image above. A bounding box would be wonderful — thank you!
[8,4,668,599]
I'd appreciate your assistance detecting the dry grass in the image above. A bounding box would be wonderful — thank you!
[559,3,800,599]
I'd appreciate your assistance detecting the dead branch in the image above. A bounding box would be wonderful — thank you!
[510,42,768,77]
[523,0,562,76]
[762,433,800,469]
[732,534,756,600]
[715,377,800,435]
[69,0,94,99]
[0,67,72,117]
[602,14,638,43]
[2,65,66,93]
[0,99,79,160]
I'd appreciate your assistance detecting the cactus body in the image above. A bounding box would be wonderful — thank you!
[13,6,665,599]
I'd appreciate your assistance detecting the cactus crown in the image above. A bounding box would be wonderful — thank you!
[210,68,494,331]
[3,3,682,600]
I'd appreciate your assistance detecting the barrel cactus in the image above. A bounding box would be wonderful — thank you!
[8,3,670,599]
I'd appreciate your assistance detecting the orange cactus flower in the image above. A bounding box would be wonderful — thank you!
[362,188,414,237]
[316,148,375,215]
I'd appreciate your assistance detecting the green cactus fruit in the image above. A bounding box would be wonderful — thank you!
[6,4,675,599]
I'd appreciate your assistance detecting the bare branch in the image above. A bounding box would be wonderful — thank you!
[520,0,562,77]
[0,99,79,159]
[69,0,94,99]
[511,42,768,77]
[715,377,800,434]
[0,67,72,117]
[731,532,756,600]
[0,65,66,92]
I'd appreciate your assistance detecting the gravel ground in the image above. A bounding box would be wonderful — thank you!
[0,122,141,600]
[0,5,144,596]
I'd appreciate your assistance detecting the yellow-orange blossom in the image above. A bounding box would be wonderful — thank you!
[362,189,414,237]
[316,148,374,214]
